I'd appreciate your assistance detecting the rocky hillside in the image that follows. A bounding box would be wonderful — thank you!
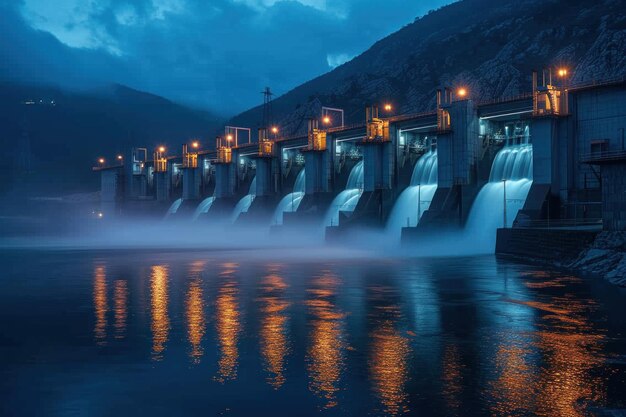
[229,0,626,136]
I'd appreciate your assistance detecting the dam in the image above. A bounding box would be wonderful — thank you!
[94,71,626,252]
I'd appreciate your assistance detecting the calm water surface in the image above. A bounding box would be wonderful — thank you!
[1,249,625,416]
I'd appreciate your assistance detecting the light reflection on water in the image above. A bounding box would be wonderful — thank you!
[441,343,464,415]
[186,261,207,364]
[214,262,240,383]
[113,279,128,339]
[2,253,625,417]
[305,271,346,408]
[368,287,411,416]
[150,265,170,361]
[93,264,108,345]
[258,265,290,389]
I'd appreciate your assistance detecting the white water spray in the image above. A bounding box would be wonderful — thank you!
[230,176,257,223]
[465,144,533,251]
[164,198,182,219]
[192,196,216,221]
[324,161,364,227]
[386,150,438,237]
[271,169,306,225]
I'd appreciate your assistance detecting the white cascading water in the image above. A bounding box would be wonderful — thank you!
[386,150,438,237]
[271,169,306,225]
[465,143,533,251]
[164,198,182,219]
[192,196,216,221]
[230,176,257,223]
[324,161,364,227]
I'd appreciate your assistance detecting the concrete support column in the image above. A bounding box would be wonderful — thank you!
[362,141,393,192]
[101,168,122,215]
[182,167,201,200]
[436,99,479,187]
[531,117,559,193]
[601,164,626,231]
[154,171,170,202]
[215,163,235,198]
[124,149,147,199]
[254,157,273,196]
[304,150,330,194]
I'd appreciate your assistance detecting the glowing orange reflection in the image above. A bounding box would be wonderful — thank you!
[215,265,240,382]
[186,278,205,363]
[534,309,605,417]
[259,272,290,389]
[150,265,170,361]
[370,320,410,416]
[113,280,128,339]
[369,293,411,417]
[93,265,107,344]
[441,343,464,414]
[489,341,534,416]
[489,291,606,417]
[305,273,345,409]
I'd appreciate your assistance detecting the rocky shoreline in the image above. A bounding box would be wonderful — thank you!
[570,232,626,287]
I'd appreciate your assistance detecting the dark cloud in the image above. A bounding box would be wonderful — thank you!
[1,0,452,115]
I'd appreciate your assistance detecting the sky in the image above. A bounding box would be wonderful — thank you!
[1,0,451,116]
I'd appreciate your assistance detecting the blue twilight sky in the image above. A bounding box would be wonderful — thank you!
[1,0,452,115]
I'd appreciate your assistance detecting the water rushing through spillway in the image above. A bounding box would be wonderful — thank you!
[192,196,216,221]
[271,169,305,225]
[230,176,256,223]
[386,150,438,236]
[164,198,182,219]
[324,161,364,227]
[465,144,533,251]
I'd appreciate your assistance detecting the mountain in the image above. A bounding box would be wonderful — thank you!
[228,0,626,135]
[0,82,222,195]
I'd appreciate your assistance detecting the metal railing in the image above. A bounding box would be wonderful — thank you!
[580,149,626,163]
[514,218,602,229]
[477,92,534,106]
[568,75,626,92]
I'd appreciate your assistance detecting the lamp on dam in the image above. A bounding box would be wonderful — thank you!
[154,146,167,172]
[98,158,105,166]
[116,155,123,161]
[271,126,279,140]
[183,141,199,168]
[217,136,233,163]
[436,88,452,131]
[384,103,393,112]
[456,88,468,98]
[308,118,327,151]
[532,69,567,116]
[258,127,274,156]
[366,105,390,141]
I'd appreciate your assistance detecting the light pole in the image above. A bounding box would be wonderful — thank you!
[502,179,508,228]
[417,183,422,226]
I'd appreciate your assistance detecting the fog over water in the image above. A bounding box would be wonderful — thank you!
[1,214,501,259]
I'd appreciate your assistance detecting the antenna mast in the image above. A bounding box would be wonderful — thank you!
[261,87,273,129]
